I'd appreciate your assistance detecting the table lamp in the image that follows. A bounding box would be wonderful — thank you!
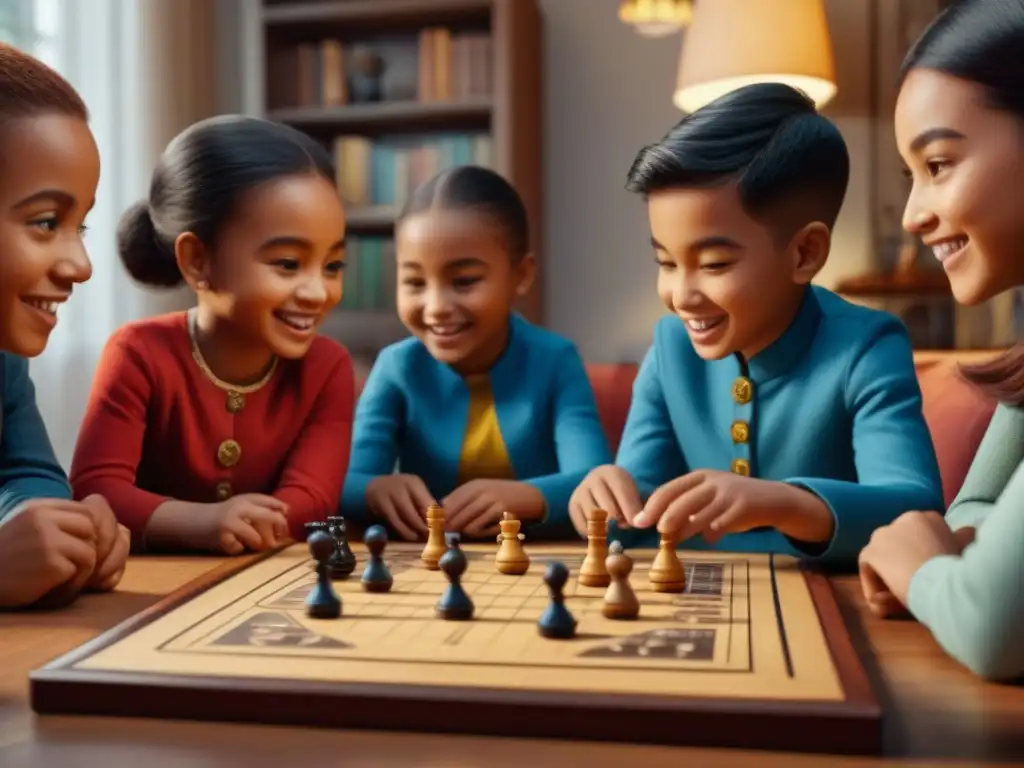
[673,0,837,113]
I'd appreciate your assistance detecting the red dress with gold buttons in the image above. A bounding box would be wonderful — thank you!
[69,312,354,545]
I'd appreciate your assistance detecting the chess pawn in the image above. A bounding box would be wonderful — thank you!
[649,535,686,593]
[602,541,639,620]
[421,503,447,570]
[578,508,610,588]
[306,531,342,619]
[495,512,529,575]
[436,533,474,620]
[538,561,577,639]
[361,525,394,593]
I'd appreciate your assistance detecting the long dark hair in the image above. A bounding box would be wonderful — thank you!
[899,0,1024,405]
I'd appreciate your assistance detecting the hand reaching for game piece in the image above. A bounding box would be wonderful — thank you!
[212,495,290,555]
[443,479,545,539]
[568,465,642,536]
[76,494,130,592]
[0,499,99,608]
[858,510,965,618]
[365,474,432,541]
[632,470,779,543]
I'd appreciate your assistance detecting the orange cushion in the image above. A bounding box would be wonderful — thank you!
[915,360,997,508]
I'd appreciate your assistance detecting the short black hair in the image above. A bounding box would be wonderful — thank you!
[625,83,850,237]
[117,115,335,288]
[901,0,1024,119]
[396,164,530,261]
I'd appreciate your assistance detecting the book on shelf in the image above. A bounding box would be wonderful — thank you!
[341,236,396,312]
[270,28,493,109]
[334,132,492,209]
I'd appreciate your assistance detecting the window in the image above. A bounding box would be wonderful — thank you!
[0,0,58,65]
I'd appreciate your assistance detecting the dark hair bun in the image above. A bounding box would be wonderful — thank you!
[115,199,183,288]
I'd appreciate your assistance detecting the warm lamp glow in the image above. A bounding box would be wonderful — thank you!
[674,0,837,113]
[618,0,693,38]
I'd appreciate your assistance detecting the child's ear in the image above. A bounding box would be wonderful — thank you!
[174,232,213,292]
[788,222,830,285]
[514,253,537,296]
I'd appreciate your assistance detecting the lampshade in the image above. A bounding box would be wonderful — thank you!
[674,0,837,113]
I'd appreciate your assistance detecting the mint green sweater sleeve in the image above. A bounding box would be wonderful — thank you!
[906,403,1024,680]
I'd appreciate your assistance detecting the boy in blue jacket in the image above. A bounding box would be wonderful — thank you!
[570,83,943,565]
[343,166,610,540]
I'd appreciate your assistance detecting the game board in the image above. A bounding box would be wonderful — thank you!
[30,541,881,754]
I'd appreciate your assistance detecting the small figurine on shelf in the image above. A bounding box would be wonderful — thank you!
[349,45,386,103]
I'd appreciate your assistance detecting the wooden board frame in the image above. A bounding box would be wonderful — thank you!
[29,547,882,755]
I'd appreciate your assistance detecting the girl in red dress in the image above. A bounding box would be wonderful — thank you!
[70,116,354,555]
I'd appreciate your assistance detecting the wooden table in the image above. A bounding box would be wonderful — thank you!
[1,555,1022,766]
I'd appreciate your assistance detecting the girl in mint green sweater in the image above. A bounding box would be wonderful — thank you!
[857,0,1024,681]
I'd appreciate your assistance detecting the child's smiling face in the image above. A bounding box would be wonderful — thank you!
[0,113,99,357]
[647,182,828,361]
[396,208,534,375]
[896,67,1024,306]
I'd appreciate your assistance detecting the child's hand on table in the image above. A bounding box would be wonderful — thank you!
[568,465,643,536]
[211,494,290,554]
[366,474,432,541]
[443,479,544,539]
[858,510,964,618]
[76,494,130,592]
[0,499,98,608]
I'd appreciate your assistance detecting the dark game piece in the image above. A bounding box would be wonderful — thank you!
[538,561,577,639]
[360,525,393,593]
[435,533,474,620]
[305,531,341,619]
[326,516,357,579]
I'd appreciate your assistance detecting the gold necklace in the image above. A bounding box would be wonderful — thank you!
[186,310,278,413]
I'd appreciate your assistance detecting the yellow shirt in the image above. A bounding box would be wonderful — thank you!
[457,374,515,484]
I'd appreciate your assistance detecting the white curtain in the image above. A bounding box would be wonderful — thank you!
[10,0,223,468]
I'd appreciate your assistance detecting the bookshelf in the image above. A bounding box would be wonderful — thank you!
[238,0,543,362]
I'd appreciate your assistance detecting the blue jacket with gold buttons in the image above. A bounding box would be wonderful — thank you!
[612,285,944,565]
[0,353,71,520]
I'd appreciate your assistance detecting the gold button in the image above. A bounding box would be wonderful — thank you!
[732,377,753,404]
[731,458,750,476]
[217,439,241,467]
[731,420,749,443]
[215,481,233,500]
[225,391,245,413]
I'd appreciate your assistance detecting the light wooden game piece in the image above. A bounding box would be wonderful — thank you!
[649,535,686,593]
[578,508,611,588]
[602,541,639,620]
[421,503,447,570]
[495,512,530,575]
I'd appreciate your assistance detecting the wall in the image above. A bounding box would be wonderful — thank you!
[540,0,877,362]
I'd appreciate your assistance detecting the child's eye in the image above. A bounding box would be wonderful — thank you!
[401,278,425,289]
[453,276,481,289]
[655,258,674,269]
[325,260,345,274]
[702,262,731,271]
[29,215,59,232]
[926,158,951,176]
[274,258,300,271]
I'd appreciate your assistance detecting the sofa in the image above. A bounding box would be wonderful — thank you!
[586,351,1000,509]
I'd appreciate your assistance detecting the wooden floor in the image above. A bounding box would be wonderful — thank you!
[1,553,1023,766]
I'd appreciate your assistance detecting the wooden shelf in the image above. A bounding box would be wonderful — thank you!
[268,99,491,135]
[347,205,398,230]
[263,0,492,32]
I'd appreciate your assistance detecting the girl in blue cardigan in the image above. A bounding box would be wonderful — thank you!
[0,43,128,608]
[342,166,610,540]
